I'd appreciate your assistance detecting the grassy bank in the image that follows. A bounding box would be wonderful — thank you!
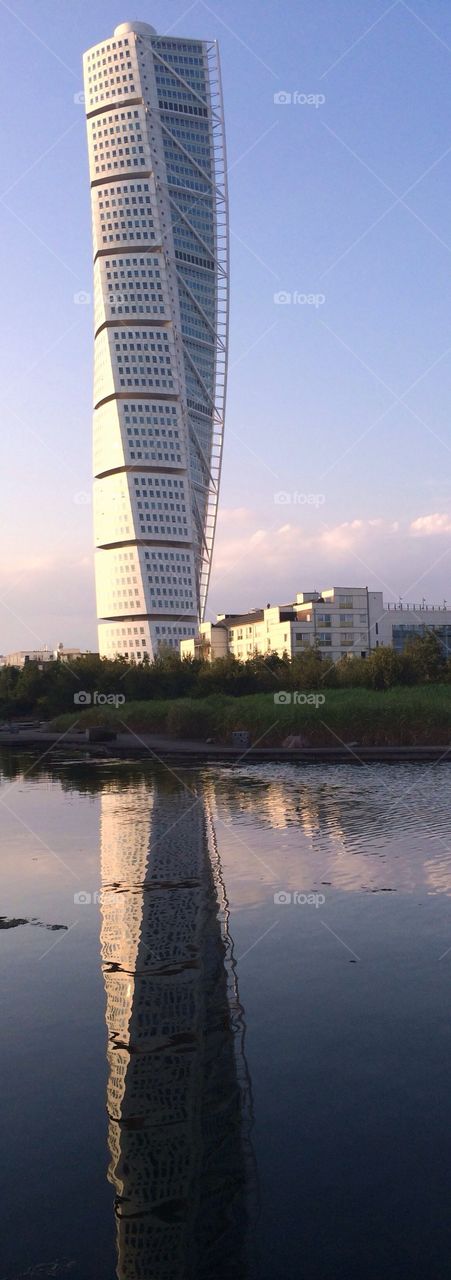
[51,685,451,746]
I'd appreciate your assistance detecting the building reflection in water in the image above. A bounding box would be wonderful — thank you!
[99,776,257,1279]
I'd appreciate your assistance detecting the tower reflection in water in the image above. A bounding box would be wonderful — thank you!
[99,776,256,1279]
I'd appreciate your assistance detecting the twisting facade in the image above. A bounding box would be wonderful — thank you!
[98,777,256,1278]
[83,21,228,660]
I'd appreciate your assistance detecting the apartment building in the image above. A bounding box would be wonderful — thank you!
[221,588,384,662]
[179,620,228,662]
[179,588,385,662]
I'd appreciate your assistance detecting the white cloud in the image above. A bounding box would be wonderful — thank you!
[212,508,397,576]
[2,510,450,651]
[208,505,451,616]
[410,512,451,537]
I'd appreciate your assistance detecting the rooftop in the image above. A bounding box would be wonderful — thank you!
[217,610,265,628]
[114,21,157,38]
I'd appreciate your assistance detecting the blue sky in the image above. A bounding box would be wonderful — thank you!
[2,0,451,650]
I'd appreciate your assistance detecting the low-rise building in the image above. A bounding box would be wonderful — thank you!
[1,646,96,668]
[379,602,451,655]
[180,621,228,662]
[53,645,97,663]
[2,649,54,668]
[214,587,385,662]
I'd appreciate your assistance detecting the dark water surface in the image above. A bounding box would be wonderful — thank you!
[2,753,451,1279]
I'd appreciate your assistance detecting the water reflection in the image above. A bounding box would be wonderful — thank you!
[212,764,451,896]
[4,752,451,1279]
[99,776,256,1279]
[2,751,451,901]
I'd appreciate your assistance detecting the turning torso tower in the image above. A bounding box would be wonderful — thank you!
[83,21,228,661]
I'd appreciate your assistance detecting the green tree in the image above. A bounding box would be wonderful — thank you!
[365,646,404,690]
[403,630,447,683]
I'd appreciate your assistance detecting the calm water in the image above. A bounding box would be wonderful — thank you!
[2,753,451,1279]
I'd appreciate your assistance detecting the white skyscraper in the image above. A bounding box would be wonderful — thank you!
[83,21,228,661]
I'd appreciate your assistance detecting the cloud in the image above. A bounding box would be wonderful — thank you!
[410,512,451,537]
[3,509,449,651]
[217,506,252,529]
[212,508,398,575]
[318,519,364,551]
[208,506,451,615]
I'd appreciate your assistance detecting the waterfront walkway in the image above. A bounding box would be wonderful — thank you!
[0,728,450,764]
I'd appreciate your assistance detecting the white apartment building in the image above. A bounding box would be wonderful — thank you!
[180,590,451,664]
[179,620,228,661]
[83,22,228,663]
[215,588,385,663]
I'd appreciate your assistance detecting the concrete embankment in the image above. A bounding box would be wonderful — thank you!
[1,729,451,764]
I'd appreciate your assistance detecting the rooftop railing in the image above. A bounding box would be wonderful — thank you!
[386,603,448,612]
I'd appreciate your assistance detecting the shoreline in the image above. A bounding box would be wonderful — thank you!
[1,729,451,764]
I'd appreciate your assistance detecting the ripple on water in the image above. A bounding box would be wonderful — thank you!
[208,762,451,896]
